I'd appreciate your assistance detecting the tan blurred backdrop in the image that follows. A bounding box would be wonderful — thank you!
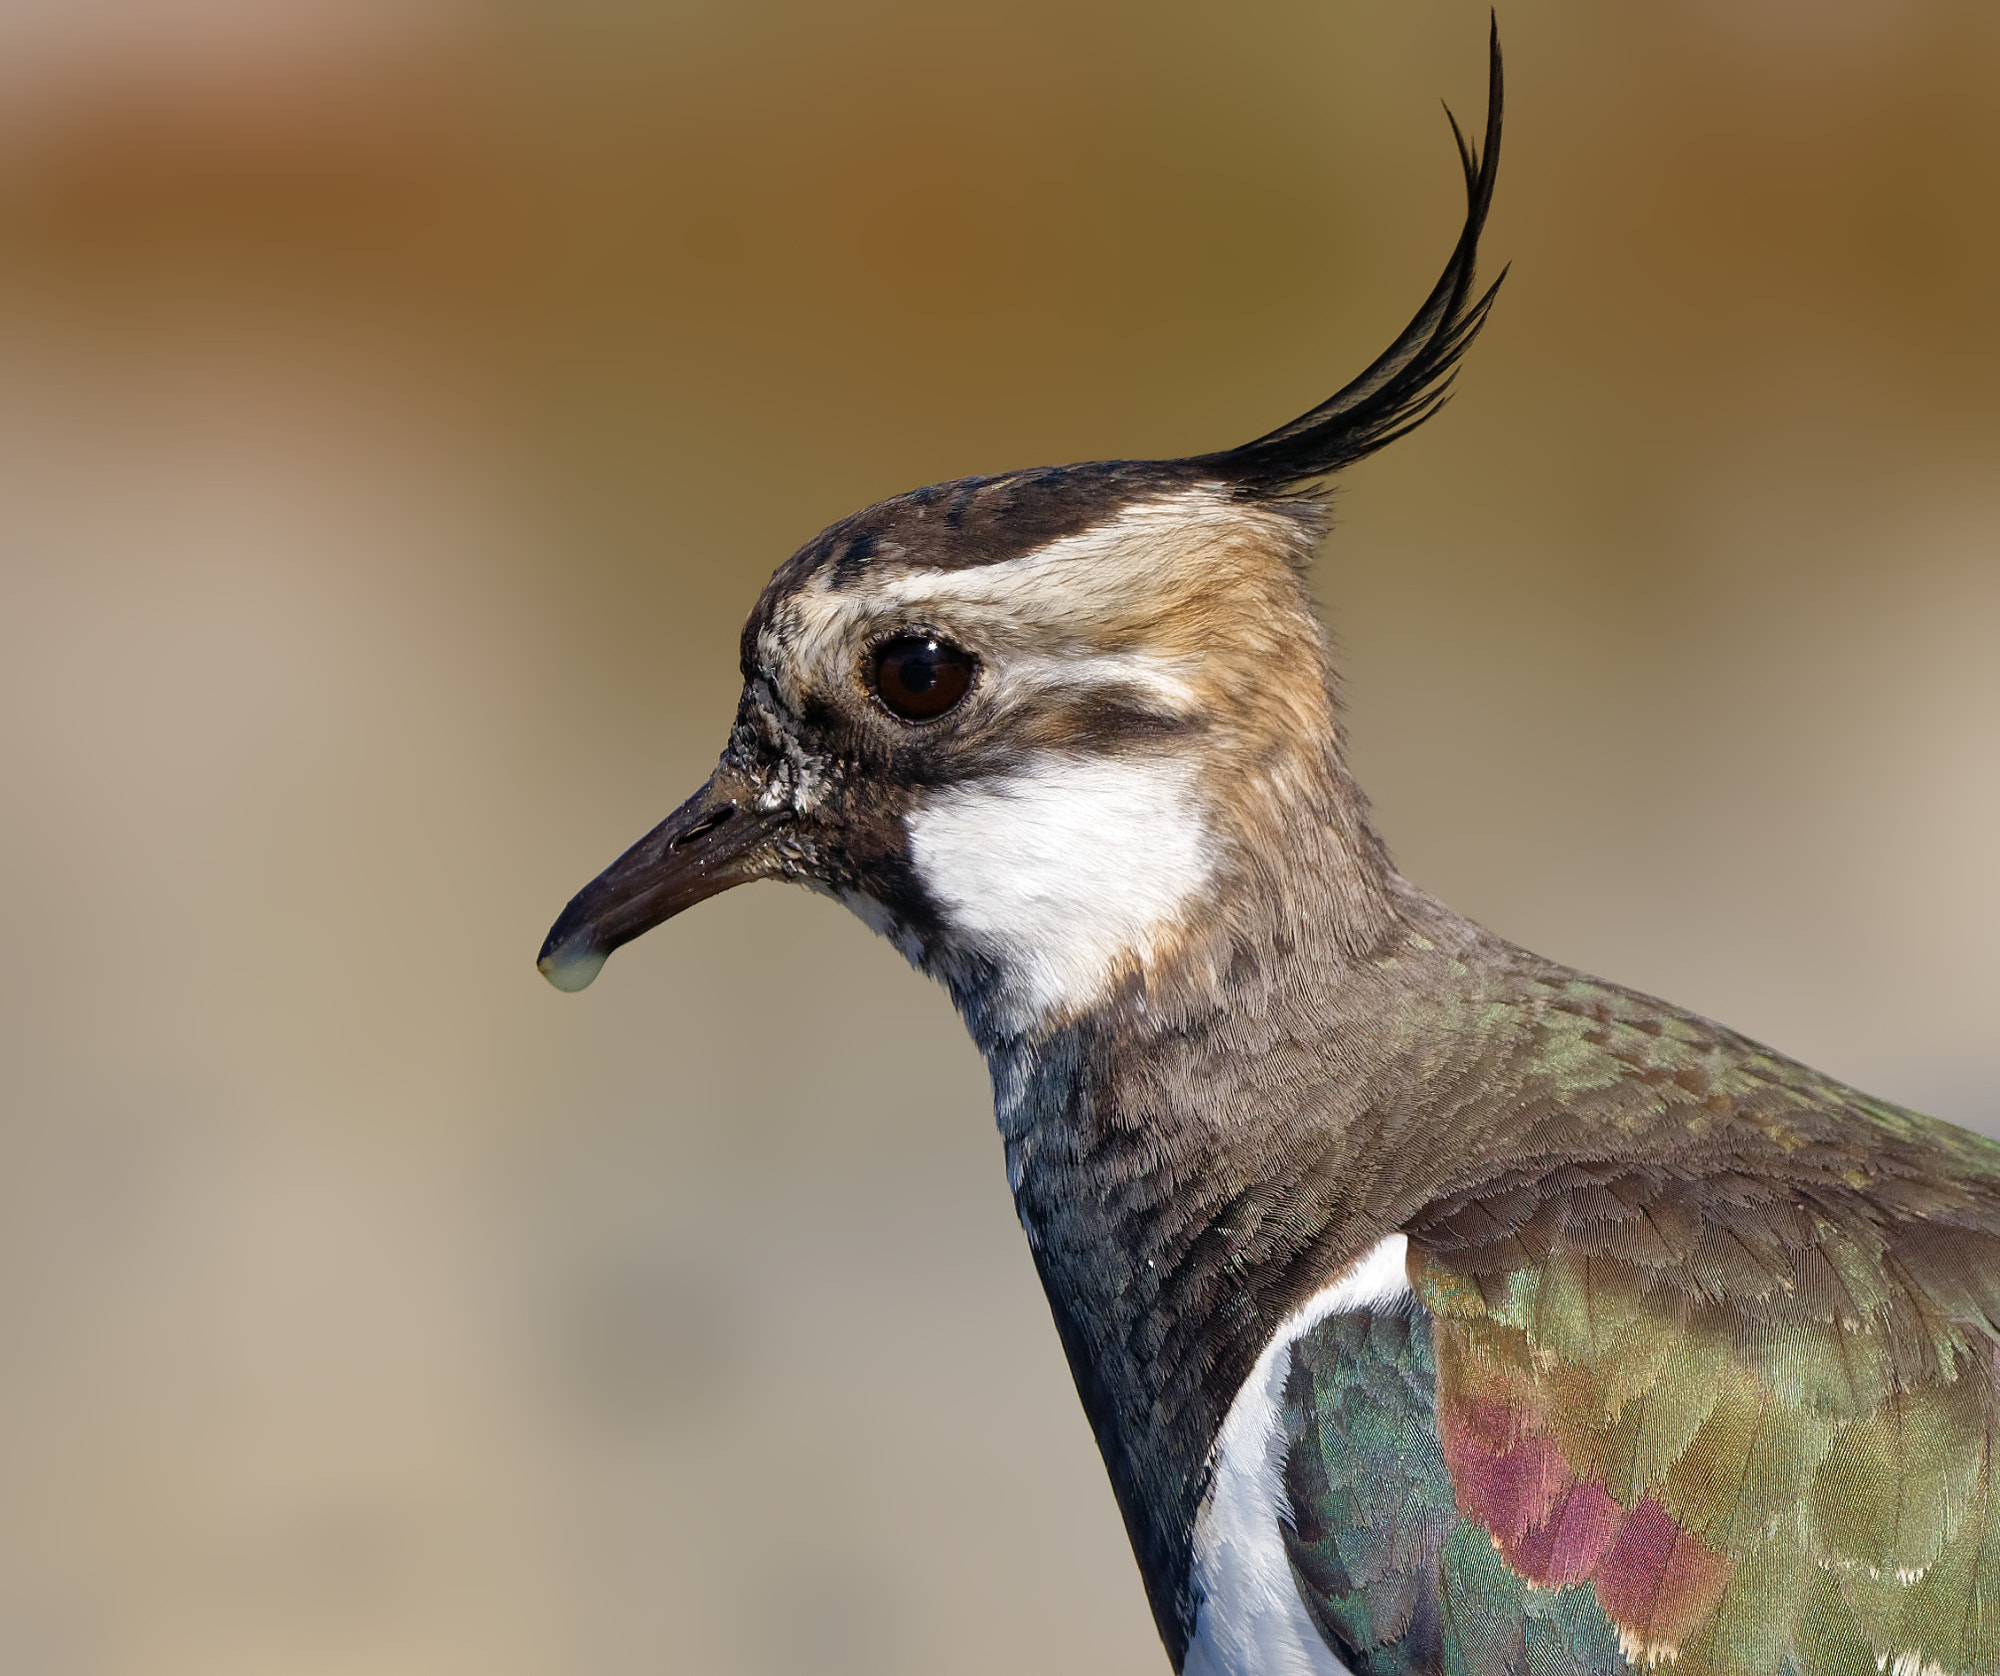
[0,1,1995,1672]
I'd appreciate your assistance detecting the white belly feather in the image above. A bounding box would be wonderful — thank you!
[1182,1233,1415,1676]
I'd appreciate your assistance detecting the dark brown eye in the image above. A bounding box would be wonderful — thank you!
[872,635,975,721]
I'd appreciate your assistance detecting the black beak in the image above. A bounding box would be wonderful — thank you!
[537,766,781,992]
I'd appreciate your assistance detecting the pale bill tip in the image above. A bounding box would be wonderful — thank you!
[538,941,608,993]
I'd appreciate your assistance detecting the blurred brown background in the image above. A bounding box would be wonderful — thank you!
[0,1,1994,1671]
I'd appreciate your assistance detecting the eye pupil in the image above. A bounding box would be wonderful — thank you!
[872,635,974,721]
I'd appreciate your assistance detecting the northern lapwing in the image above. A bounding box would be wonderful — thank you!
[537,28,2000,1676]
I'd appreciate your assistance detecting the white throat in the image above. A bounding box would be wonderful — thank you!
[902,751,1215,1029]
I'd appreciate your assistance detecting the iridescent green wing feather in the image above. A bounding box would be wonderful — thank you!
[1406,1161,2000,1676]
[1282,968,2000,1676]
[1280,1302,1631,1676]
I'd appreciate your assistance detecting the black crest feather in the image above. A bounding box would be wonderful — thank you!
[744,23,1507,613]
[1185,18,1505,495]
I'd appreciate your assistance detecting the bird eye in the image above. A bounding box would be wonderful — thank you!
[871,635,975,721]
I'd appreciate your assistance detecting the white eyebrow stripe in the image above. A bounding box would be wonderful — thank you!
[865,486,1256,614]
[766,485,1300,711]
[994,650,1202,711]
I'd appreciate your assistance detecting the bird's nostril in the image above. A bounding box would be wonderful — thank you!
[670,806,736,850]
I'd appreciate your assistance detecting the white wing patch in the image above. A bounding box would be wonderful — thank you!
[1183,1234,1414,1676]
[905,752,1213,1029]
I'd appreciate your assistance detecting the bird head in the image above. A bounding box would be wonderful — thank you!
[538,28,1504,1044]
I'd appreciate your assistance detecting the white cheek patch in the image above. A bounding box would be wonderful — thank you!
[904,753,1213,1026]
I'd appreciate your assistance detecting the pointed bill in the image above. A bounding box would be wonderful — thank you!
[537,765,783,992]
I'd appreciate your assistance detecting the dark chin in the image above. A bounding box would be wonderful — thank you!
[819,835,943,946]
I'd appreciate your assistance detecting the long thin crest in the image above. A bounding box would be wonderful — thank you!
[1186,18,1506,494]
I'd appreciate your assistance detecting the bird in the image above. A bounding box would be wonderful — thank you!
[536,26,2000,1676]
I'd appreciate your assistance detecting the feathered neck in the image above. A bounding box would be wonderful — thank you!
[975,857,1463,1660]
